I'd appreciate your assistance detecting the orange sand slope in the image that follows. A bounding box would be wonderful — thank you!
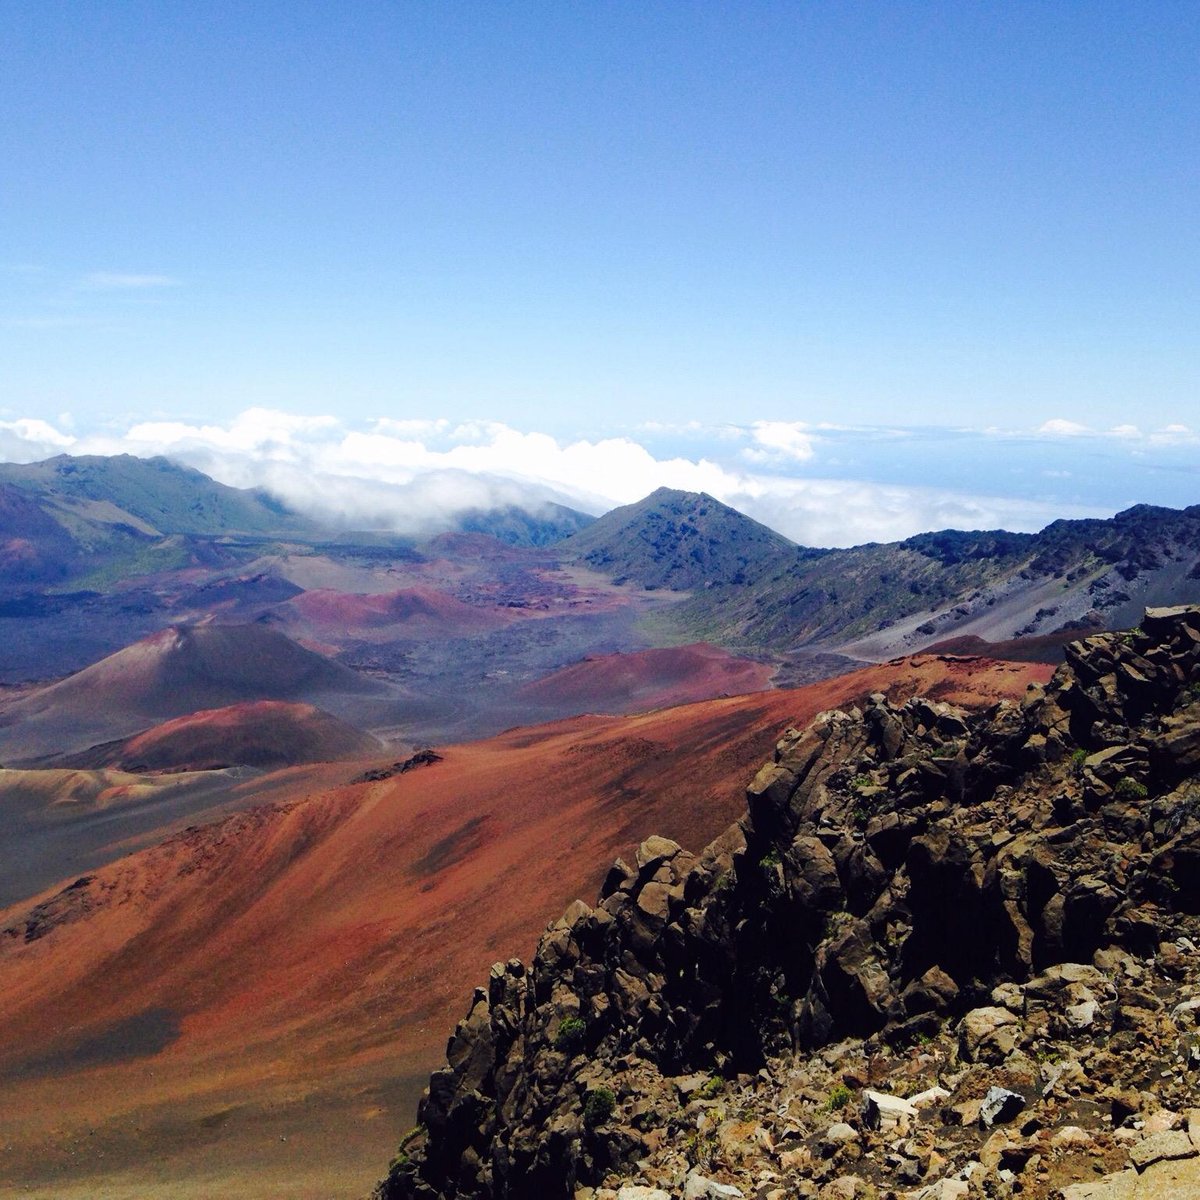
[0,653,1048,1199]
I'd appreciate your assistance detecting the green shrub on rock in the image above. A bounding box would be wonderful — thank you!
[554,1016,586,1053]
[583,1087,616,1127]
[1114,776,1149,800]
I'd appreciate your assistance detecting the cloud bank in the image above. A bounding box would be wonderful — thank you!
[0,407,1184,546]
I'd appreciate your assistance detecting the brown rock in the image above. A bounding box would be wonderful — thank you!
[1128,1129,1195,1171]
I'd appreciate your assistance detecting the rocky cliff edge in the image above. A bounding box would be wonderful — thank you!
[376,606,1200,1200]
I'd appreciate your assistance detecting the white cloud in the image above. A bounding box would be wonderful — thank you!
[372,417,452,438]
[720,477,1098,547]
[0,408,1129,545]
[1149,424,1199,446]
[1027,418,1198,448]
[1038,418,1090,436]
[125,408,341,459]
[743,420,818,464]
[0,418,77,461]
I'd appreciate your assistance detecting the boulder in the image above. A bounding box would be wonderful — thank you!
[683,1172,744,1199]
[979,1087,1025,1128]
[957,1006,1020,1063]
[861,1089,918,1133]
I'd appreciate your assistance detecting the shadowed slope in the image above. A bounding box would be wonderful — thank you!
[0,624,394,761]
[0,653,1047,1199]
[53,701,382,773]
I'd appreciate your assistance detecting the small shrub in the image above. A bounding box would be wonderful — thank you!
[826,1083,854,1111]
[700,1074,724,1099]
[388,1124,426,1173]
[823,909,848,940]
[583,1086,616,1127]
[1114,777,1149,801]
[555,1016,586,1053]
[399,1124,425,1148]
[685,1130,718,1169]
[759,848,781,870]
[1070,748,1088,773]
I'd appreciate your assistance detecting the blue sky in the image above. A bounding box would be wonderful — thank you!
[0,2,1196,542]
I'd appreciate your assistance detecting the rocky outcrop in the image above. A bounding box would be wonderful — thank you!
[375,608,1200,1200]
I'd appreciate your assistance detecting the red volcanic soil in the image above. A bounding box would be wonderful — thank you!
[517,643,775,713]
[55,701,382,773]
[282,586,513,637]
[0,653,1049,1198]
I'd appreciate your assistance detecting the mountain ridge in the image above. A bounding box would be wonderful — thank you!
[562,488,807,592]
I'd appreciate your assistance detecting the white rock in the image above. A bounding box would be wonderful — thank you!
[1066,999,1099,1028]
[684,1171,744,1199]
[922,1181,970,1200]
[823,1121,858,1144]
[1051,1125,1095,1149]
[979,1086,1025,1128]
[1170,997,1200,1027]
[861,1089,918,1132]
[909,1085,951,1110]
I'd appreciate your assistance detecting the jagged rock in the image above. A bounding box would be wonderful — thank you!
[979,1087,1026,1128]
[957,1006,1020,1064]
[636,836,685,874]
[912,1180,970,1200]
[818,1122,858,1156]
[901,966,959,1017]
[909,1085,951,1110]
[1128,1129,1195,1171]
[785,836,843,913]
[861,1089,918,1132]
[817,1177,873,1200]
[1059,1170,1140,1200]
[374,607,1200,1200]
[1051,1126,1096,1150]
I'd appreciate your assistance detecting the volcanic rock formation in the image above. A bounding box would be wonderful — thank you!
[377,606,1200,1200]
